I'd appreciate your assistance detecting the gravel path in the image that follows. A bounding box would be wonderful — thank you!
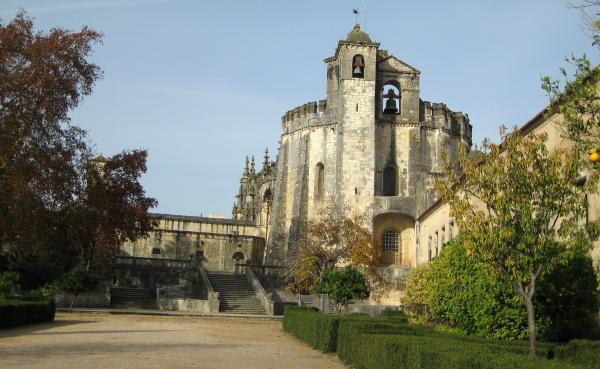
[0,313,346,369]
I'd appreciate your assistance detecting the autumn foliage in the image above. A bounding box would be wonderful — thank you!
[0,12,157,285]
[285,201,384,297]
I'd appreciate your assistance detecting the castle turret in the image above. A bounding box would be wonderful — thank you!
[325,24,379,215]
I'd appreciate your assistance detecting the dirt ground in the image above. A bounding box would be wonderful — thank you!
[0,313,347,369]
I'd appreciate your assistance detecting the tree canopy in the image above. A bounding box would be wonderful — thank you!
[0,12,157,285]
[435,129,600,354]
[285,201,384,296]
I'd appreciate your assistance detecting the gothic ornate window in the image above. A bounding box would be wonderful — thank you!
[382,165,397,196]
[352,54,365,78]
[315,162,325,198]
[381,229,399,252]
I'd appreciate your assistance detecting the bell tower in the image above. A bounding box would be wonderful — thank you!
[324,24,380,218]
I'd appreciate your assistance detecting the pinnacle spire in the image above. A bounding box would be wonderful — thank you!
[250,155,256,174]
[243,156,249,177]
[263,147,270,168]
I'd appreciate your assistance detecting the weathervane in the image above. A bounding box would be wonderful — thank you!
[352,1,368,30]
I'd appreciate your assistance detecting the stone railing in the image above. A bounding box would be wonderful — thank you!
[199,266,220,312]
[373,196,415,217]
[112,256,197,270]
[243,266,274,315]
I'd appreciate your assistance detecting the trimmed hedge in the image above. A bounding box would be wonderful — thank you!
[283,306,340,351]
[283,306,594,369]
[337,322,585,369]
[552,340,600,368]
[0,299,56,329]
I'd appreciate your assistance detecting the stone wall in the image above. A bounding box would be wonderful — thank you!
[122,214,264,271]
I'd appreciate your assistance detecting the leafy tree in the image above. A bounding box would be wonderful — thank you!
[70,152,158,268]
[0,271,20,299]
[400,264,432,319]
[0,11,102,263]
[544,2,600,163]
[0,12,157,281]
[435,129,600,355]
[315,267,370,312]
[542,55,600,162]
[286,201,383,296]
[53,264,98,312]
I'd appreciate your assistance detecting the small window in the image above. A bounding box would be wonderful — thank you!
[151,248,161,255]
[382,229,399,252]
[232,251,245,261]
[315,163,325,198]
[195,250,204,259]
[382,165,397,196]
[352,54,365,78]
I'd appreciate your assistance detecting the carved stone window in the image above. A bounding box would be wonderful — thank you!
[151,248,161,255]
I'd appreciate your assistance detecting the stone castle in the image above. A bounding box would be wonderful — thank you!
[121,25,600,306]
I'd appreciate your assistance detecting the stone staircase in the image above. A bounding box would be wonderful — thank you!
[206,272,266,314]
[110,287,157,309]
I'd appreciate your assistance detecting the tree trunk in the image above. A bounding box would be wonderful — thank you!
[69,294,78,313]
[524,296,537,356]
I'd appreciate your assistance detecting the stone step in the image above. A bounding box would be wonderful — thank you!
[206,272,266,315]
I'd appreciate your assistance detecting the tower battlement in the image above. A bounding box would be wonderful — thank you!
[280,100,331,135]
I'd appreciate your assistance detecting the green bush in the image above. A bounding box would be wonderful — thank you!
[0,271,21,299]
[315,267,369,311]
[420,240,599,342]
[0,299,56,329]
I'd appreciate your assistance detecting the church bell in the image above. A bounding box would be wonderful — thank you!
[353,66,363,75]
[383,88,400,114]
[384,98,398,114]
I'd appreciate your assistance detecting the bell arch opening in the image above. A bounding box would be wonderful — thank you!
[352,54,365,78]
[383,83,400,115]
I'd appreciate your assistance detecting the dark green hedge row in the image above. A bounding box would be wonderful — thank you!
[283,306,593,369]
[552,340,600,368]
[283,306,340,351]
[337,322,585,369]
[0,299,56,329]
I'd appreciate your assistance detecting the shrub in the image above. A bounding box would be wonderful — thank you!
[400,263,431,318]
[315,267,369,312]
[53,264,99,311]
[0,271,20,299]
[0,299,56,329]
[419,239,599,342]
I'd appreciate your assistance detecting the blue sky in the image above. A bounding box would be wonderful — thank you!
[1,0,597,216]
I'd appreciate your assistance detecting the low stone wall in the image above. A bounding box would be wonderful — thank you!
[54,292,110,308]
[157,298,217,313]
[244,267,274,314]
